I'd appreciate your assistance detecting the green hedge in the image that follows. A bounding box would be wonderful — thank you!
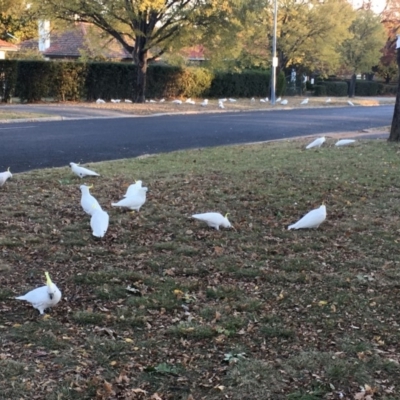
[313,85,327,96]
[378,83,397,95]
[319,81,348,97]
[354,80,379,96]
[0,60,280,102]
[0,60,18,102]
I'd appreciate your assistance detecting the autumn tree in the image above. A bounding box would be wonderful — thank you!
[34,0,240,102]
[340,9,386,97]
[0,0,38,42]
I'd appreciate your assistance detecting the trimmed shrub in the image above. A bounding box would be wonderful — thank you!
[319,81,348,97]
[313,85,327,96]
[378,83,397,96]
[0,60,18,102]
[355,80,379,96]
[16,60,56,102]
[52,62,87,101]
[146,64,182,99]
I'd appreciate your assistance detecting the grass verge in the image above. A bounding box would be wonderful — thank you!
[0,137,400,399]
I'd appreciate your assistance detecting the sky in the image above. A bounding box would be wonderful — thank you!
[349,0,387,13]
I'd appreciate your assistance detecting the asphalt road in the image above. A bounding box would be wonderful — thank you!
[0,105,392,172]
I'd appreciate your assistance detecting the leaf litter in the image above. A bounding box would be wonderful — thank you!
[0,139,400,399]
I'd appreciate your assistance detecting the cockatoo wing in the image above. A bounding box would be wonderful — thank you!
[288,205,326,230]
[112,188,147,211]
[91,209,109,238]
[306,137,325,149]
[335,139,356,147]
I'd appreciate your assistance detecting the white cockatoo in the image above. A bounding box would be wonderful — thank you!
[80,185,101,215]
[111,99,121,103]
[228,98,237,102]
[112,187,148,211]
[0,167,12,186]
[15,272,62,315]
[124,99,132,103]
[91,209,109,238]
[218,100,225,109]
[219,98,227,102]
[70,162,100,178]
[347,100,354,106]
[260,99,266,103]
[276,97,282,102]
[159,98,165,103]
[124,180,143,197]
[281,99,288,105]
[335,139,356,147]
[201,99,209,107]
[306,137,326,149]
[172,99,182,105]
[251,97,255,103]
[265,97,269,102]
[192,212,232,230]
[96,99,106,104]
[288,205,326,230]
[300,98,309,105]
[326,98,331,103]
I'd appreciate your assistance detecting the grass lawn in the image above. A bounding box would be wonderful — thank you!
[0,137,400,399]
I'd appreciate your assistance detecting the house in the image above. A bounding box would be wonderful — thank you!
[0,39,19,59]
[20,22,133,61]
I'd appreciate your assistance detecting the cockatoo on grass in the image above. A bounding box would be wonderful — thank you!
[335,139,356,147]
[288,205,326,230]
[300,98,309,105]
[172,99,182,105]
[281,99,288,105]
[306,137,325,149]
[201,99,208,107]
[80,185,101,216]
[192,212,232,230]
[112,187,148,211]
[124,99,132,103]
[219,98,227,102]
[111,99,121,103]
[159,98,165,103]
[15,272,62,315]
[276,97,282,102]
[260,99,266,103]
[326,98,331,103]
[124,180,143,197]
[347,100,354,106]
[91,209,109,238]
[218,100,225,109]
[96,99,105,104]
[228,98,237,102]
[70,162,100,178]
[251,97,255,103]
[0,167,12,186]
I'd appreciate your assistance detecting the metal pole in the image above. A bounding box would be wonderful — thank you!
[271,0,278,105]
[389,34,400,141]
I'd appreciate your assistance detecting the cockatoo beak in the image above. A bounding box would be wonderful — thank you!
[88,184,94,189]
[7,167,10,172]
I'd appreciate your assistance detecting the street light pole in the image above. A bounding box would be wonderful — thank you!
[271,0,278,105]
[389,34,400,141]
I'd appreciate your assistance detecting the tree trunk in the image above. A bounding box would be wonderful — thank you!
[388,48,400,141]
[135,50,148,103]
[348,73,356,98]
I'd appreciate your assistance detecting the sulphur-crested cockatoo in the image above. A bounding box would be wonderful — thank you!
[91,209,109,238]
[276,97,282,102]
[300,98,309,105]
[112,187,148,211]
[70,162,100,178]
[159,98,165,103]
[219,98,227,102]
[347,100,354,106]
[172,99,182,104]
[80,185,101,215]
[192,212,231,230]
[0,167,12,186]
[124,180,143,197]
[228,98,237,102]
[124,99,132,103]
[260,99,266,103]
[288,205,326,230]
[326,98,331,103]
[201,99,208,107]
[306,137,325,149]
[96,98,106,104]
[218,100,225,109]
[15,272,62,315]
[281,99,288,105]
[335,139,356,147]
[251,97,255,103]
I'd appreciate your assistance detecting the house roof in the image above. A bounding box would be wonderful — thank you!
[0,39,19,51]
[21,23,132,60]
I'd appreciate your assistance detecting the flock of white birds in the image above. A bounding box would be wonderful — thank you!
[3,107,357,315]
[95,97,354,108]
